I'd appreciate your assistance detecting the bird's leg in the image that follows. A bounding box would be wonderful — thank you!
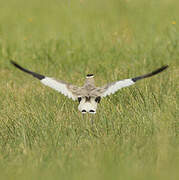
[91,114,94,126]
[82,113,85,120]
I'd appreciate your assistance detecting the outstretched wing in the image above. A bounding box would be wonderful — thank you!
[101,65,168,97]
[10,60,80,101]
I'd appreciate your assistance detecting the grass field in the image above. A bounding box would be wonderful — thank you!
[0,0,179,179]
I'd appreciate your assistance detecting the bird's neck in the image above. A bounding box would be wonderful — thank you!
[85,78,95,86]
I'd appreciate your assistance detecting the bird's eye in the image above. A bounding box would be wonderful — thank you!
[95,96,101,103]
[78,97,82,103]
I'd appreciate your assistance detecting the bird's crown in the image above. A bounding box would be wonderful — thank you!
[86,74,94,78]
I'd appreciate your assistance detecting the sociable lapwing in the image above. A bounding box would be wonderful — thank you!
[11,60,168,114]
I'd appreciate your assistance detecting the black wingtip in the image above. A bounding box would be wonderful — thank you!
[155,65,169,73]
[10,60,23,69]
[10,60,15,65]
[10,60,45,80]
[10,60,17,66]
[132,65,169,82]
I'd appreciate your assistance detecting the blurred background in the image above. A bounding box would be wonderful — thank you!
[0,0,178,180]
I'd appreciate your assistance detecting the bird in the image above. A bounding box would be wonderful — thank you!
[10,60,168,114]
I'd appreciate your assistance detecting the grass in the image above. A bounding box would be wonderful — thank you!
[0,0,179,179]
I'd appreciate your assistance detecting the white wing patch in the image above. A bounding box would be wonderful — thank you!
[101,79,135,97]
[41,77,76,100]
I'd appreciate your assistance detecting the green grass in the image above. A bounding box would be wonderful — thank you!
[0,0,179,179]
